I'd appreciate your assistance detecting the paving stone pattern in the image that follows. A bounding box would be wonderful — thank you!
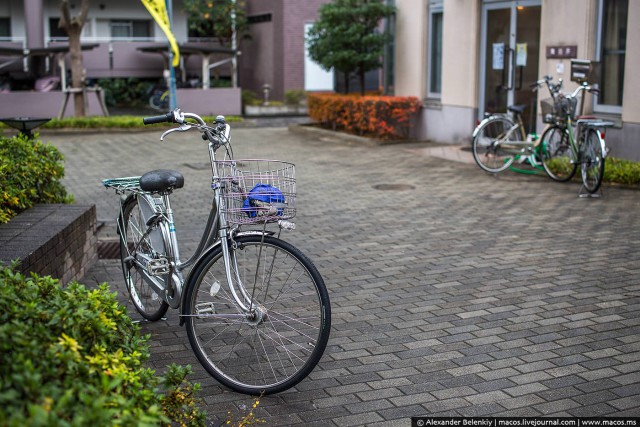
[46,124,640,426]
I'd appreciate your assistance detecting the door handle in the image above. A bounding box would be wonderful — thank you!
[501,47,515,91]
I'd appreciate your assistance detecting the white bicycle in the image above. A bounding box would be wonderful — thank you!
[103,109,331,395]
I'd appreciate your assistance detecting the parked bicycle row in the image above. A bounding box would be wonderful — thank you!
[471,75,613,195]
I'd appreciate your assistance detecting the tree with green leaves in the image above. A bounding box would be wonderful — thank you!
[306,0,395,95]
[183,0,249,46]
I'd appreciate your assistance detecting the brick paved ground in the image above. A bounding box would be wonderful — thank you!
[45,122,640,426]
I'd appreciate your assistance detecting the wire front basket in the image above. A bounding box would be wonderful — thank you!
[216,159,296,225]
[541,94,580,123]
[540,98,557,123]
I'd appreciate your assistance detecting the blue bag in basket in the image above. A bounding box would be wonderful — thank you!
[242,184,285,218]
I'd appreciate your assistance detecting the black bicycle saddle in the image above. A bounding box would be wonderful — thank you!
[139,169,184,193]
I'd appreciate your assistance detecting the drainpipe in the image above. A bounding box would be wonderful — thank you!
[231,0,237,88]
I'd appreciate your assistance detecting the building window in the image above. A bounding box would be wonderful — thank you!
[49,18,67,40]
[0,17,10,39]
[49,18,92,41]
[427,2,443,98]
[110,20,151,39]
[247,14,272,24]
[595,0,627,113]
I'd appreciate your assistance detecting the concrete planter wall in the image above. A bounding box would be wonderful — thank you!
[244,105,308,117]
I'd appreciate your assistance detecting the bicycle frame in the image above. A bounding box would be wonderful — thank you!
[116,112,277,316]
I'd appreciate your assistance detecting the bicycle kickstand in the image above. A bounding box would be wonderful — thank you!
[578,185,604,199]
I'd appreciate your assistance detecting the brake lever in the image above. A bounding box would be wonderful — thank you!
[160,123,192,141]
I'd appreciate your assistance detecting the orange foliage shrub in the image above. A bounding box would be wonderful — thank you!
[307,93,422,139]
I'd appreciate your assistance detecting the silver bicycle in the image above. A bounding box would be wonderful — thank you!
[102,109,331,395]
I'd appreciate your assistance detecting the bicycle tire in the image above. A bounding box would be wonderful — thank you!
[540,125,577,182]
[184,235,331,395]
[580,128,605,193]
[472,116,517,173]
[119,196,169,321]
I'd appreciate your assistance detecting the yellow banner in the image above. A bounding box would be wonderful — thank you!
[141,0,180,67]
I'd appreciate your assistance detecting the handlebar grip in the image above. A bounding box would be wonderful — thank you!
[143,112,174,125]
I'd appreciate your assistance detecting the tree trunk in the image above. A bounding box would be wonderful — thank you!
[59,0,89,117]
[344,72,350,94]
[359,68,365,96]
[67,26,85,116]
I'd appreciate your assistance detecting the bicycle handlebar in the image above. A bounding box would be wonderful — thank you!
[568,82,599,99]
[147,108,231,148]
[143,111,176,125]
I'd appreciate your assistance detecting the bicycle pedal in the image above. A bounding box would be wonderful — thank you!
[147,257,170,276]
[195,302,216,318]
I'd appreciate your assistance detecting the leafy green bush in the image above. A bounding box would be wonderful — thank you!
[284,90,307,106]
[604,157,640,185]
[96,78,153,108]
[0,116,242,131]
[545,156,640,186]
[0,135,73,223]
[242,89,261,107]
[0,264,206,426]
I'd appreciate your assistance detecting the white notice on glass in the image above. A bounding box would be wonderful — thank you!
[516,43,527,66]
[493,43,504,70]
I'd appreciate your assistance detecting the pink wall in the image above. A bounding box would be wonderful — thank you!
[0,91,108,118]
[240,0,331,101]
[0,88,241,118]
[175,88,241,116]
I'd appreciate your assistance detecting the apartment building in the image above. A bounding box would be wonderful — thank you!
[393,0,638,160]
[0,0,330,116]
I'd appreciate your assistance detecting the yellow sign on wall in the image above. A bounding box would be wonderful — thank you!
[141,0,180,67]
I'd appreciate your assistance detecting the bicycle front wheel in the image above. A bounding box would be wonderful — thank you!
[184,235,331,395]
[119,196,169,321]
[540,125,577,182]
[581,128,605,193]
[472,116,517,173]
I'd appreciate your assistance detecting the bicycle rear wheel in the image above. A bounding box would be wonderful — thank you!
[472,116,518,173]
[119,196,169,321]
[184,235,331,395]
[541,125,577,182]
[581,128,605,193]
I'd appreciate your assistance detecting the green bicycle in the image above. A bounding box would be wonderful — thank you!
[539,82,613,194]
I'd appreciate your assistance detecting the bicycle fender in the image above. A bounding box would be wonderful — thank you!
[472,114,510,138]
[178,230,275,326]
[117,193,137,235]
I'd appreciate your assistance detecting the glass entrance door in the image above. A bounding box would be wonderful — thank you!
[480,1,541,133]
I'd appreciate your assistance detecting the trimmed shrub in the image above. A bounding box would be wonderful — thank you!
[307,93,421,139]
[284,90,307,106]
[604,157,640,186]
[96,78,152,108]
[0,135,73,223]
[0,264,206,426]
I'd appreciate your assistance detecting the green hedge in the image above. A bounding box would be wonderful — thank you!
[0,264,206,426]
[0,115,242,131]
[0,135,73,223]
[604,157,640,186]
